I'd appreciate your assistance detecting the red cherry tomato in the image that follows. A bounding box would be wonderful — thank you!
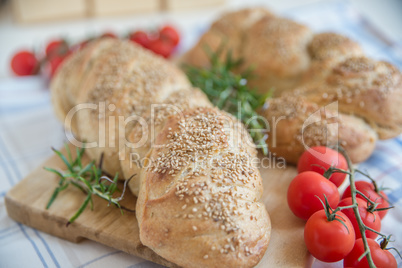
[304,210,355,262]
[148,39,174,58]
[342,181,390,219]
[159,25,180,46]
[10,50,39,76]
[344,238,397,268]
[287,171,340,220]
[129,31,150,48]
[338,197,381,239]
[298,146,348,187]
[45,40,69,58]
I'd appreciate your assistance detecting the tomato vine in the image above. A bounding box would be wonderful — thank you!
[330,147,396,267]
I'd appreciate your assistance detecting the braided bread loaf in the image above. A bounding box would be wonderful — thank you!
[182,8,402,163]
[51,38,270,267]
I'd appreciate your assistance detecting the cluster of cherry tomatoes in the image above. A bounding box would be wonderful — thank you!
[10,25,180,78]
[287,146,397,267]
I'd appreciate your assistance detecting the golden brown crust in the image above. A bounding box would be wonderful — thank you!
[296,57,402,139]
[302,32,364,83]
[308,32,363,62]
[261,95,377,164]
[137,107,270,268]
[242,16,312,94]
[182,8,274,68]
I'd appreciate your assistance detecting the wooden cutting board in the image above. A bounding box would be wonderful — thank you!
[5,144,311,267]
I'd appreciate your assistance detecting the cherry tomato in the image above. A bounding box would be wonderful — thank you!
[287,171,340,220]
[148,39,174,58]
[159,25,180,46]
[10,50,39,76]
[45,39,69,58]
[304,210,355,262]
[342,181,390,219]
[344,238,397,268]
[129,31,150,48]
[338,197,381,239]
[298,146,348,187]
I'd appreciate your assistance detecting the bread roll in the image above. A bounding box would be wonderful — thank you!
[52,38,198,176]
[51,38,271,268]
[183,8,402,164]
[260,95,377,164]
[296,57,402,140]
[137,107,270,268]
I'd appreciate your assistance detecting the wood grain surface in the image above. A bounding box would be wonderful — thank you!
[5,144,311,267]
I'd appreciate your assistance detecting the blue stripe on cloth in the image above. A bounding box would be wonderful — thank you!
[18,223,48,268]
[33,229,60,268]
[362,152,394,171]
[0,134,58,268]
[387,186,402,204]
[393,137,402,148]
[376,164,402,182]
[77,251,123,268]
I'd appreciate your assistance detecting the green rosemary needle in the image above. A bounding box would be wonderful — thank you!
[184,46,270,155]
[44,144,133,226]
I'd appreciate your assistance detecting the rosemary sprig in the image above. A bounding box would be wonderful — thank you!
[45,144,133,226]
[184,46,271,155]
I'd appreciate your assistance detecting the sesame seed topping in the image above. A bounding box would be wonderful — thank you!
[144,107,263,257]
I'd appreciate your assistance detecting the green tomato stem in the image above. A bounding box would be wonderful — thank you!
[340,148,376,268]
[355,189,377,206]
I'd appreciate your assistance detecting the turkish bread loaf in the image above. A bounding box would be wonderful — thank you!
[51,38,271,268]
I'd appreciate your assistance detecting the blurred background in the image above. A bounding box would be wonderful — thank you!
[0,0,402,78]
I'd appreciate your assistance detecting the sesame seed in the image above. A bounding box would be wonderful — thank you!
[141,106,264,255]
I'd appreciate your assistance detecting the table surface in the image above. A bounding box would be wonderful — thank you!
[1,0,402,268]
